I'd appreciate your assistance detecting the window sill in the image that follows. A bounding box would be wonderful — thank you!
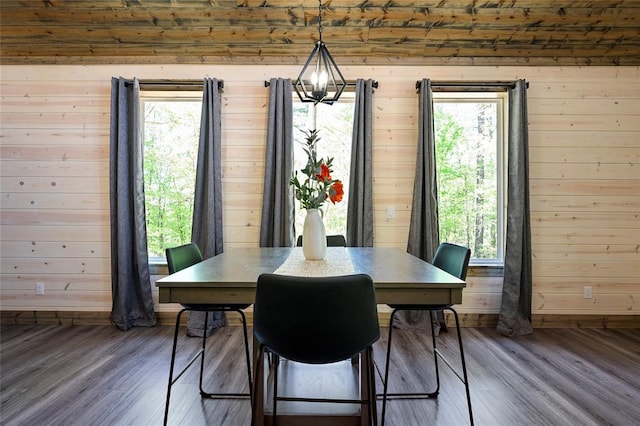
[149,261,168,276]
[467,263,504,277]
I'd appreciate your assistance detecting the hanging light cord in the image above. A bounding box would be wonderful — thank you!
[317,0,323,43]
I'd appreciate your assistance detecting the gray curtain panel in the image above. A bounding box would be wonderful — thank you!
[497,79,534,336]
[407,79,440,263]
[260,78,295,247]
[188,77,225,336]
[346,79,374,247]
[109,77,156,331]
[396,79,443,332]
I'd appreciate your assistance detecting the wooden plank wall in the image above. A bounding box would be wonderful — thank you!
[1,65,638,321]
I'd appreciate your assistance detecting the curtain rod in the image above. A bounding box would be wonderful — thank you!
[415,80,528,90]
[124,79,224,90]
[264,80,378,89]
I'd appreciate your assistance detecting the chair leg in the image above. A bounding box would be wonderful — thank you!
[251,345,266,426]
[381,308,398,426]
[381,309,445,426]
[366,347,377,426]
[197,310,252,399]
[238,309,253,401]
[447,307,473,425]
[164,308,188,426]
[166,310,253,423]
[272,350,279,426]
[198,311,210,395]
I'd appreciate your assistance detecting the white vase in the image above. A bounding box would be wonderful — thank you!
[302,208,327,260]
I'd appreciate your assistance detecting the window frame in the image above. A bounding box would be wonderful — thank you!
[432,91,508,266]
[140,90,203,265]
[291,93,355,240]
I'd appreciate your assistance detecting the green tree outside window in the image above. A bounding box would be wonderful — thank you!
[143,99,202,258]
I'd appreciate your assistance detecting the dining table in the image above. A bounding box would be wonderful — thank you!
[156,246,466,426]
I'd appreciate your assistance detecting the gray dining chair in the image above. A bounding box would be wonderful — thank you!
[252,273,380,426]
[163,243,252,426]
[381,242,473,425]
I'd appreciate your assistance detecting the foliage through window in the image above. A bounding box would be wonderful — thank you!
[142,95,202,259]
[433,93,506,264]
[292,97,354,239]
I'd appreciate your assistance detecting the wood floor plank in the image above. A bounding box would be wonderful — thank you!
[1,325,639,425]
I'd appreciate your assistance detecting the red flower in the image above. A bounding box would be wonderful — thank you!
[316,163,332,182]
[329,180,344,204]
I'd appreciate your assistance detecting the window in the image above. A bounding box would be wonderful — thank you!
[141,93,202,260]
[433,92,507,265]
[292,96,354,238]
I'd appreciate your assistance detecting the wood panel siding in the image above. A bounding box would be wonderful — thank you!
[0,64,639,323]
[1,1,640,66]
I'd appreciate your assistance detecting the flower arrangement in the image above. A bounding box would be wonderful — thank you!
[290,129,344,210]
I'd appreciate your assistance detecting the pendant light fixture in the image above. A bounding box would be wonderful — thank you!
[294,0,346,105]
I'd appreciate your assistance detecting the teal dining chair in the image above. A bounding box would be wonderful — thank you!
[252,273,380,425]
[163,243,252,426]
[381,242,473,425]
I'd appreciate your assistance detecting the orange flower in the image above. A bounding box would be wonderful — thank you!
[290,129,344,209]
[328,180,344,204]
[316,163,332,182]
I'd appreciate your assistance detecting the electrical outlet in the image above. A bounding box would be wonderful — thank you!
[387,207,395,219]
[583,286,592,299]
[36,282,45,295]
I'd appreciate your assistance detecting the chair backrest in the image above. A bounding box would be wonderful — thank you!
[254,273,380,364]
[296,234,347,247]
[432,243,471,280]
[165,243,204,274]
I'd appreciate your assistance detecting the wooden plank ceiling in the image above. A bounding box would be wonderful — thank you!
[2,0,640,66]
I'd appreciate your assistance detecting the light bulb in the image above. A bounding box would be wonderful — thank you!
[317,70,328,88]
[311,69,328,99]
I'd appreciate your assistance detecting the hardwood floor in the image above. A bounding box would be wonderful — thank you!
[1,324,639,425]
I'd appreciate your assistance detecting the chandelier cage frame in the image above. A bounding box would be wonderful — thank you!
[294,0,347,105]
